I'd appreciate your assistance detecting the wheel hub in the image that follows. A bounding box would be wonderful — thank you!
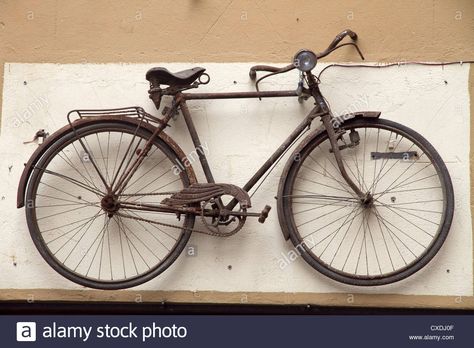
[361,193,374,208]
[101,194,120,217]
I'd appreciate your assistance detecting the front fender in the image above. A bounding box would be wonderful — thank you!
[277,110,381,241]
[17,116,197,208]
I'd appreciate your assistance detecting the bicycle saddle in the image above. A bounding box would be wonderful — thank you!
[145,67,206,87]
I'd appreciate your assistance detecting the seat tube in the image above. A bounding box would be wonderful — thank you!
[178,97,216,183]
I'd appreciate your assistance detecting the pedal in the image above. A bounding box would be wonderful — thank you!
[258,205,271,223]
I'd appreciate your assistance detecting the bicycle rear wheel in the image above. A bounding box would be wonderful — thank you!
[25,121,195,289]
[278,117,454,285]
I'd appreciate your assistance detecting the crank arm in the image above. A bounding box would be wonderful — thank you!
[228,205,272,224]
[119,202,269,221]
[227,211,260,217]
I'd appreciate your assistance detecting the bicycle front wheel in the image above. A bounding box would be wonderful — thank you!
[25,121,195,289]
[278,117,454,286]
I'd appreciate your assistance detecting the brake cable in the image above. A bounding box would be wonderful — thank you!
[255,64,296,98]
[253,41,364,96]
[317,60,474,81]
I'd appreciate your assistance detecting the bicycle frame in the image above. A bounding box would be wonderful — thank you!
[16,29,455,289]
[174,80,365,212]
[178,89,317,211]
[110,78,368,217]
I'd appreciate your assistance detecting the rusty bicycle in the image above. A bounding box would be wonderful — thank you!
[17,30,454,289]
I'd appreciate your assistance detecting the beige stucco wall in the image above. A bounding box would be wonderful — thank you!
[0,0,474,308]
[1,0,473,62]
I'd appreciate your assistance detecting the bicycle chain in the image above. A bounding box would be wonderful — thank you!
[118,192,243,237]
[115,210,238,237]
[119,191,178,197]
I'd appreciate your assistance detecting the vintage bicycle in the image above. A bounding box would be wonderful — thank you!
[17,30,454,289]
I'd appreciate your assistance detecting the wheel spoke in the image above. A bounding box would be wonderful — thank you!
[78,136,110,190]
[373,207,427,250]
[304,157,354,196]
[374,155,429,198]
[38,167,104,196]
[297,204,350,229]
[39,182,97,205]
[28,125,191,286]
[296,175,354,195]
[74,215,110,272]
[57,151,99,192]
[37,204,99,222]
[70,142,104,193]
[373,207,418,259]
[376,201,440,226]
[110,128,142,189]
[286,122,450,282]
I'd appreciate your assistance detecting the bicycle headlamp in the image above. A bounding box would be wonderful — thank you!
[294,50,317,72]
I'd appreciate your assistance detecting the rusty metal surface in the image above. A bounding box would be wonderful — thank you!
[15,29,457,290]
[16,114,197,208]
[19,29,367,216]
[20,29,369,228]
[182,90,298,100]
[275,111,381,241]
[20,29,454,289]
[112,104,179,196]
[146,67,206,86]
[162,183,251,208]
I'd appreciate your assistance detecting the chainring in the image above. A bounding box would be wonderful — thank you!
[199,197,247,237]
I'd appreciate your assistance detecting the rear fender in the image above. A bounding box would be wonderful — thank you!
[17,116,197,208]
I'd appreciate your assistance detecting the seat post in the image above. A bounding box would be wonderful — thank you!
[148,77,163,110]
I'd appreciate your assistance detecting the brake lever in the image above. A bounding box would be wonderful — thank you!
[297,85,311,104]
[352,43,365,60]
[296,80,304,95]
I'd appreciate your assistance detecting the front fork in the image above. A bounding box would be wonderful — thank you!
[311,85,367,201]
[320,113,365,199]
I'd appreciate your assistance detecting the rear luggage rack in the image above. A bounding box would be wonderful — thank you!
[66,106,167,127]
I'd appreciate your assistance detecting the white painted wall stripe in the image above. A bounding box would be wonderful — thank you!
[1,62,471,296]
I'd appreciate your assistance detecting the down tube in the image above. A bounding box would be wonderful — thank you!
[241,113,315,194]
[223,111,316,211]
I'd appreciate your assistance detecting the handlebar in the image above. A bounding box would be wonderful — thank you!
[317,29,358,59]
[249,29,362,80]
[249,63,295,80]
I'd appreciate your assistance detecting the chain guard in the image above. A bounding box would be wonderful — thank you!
[161,183,251,237]
[161,183,251,208]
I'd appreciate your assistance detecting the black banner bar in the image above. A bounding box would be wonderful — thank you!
[4,315,470,347]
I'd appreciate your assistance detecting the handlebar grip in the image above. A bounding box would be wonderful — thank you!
[332,29,358,48]
[346,29,358,41]
[316,29,360,60]
[249,69,257,80]
[249,65,282,80]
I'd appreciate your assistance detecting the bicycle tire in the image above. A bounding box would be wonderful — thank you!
[25,121,196,289]
[278,117,454,286]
